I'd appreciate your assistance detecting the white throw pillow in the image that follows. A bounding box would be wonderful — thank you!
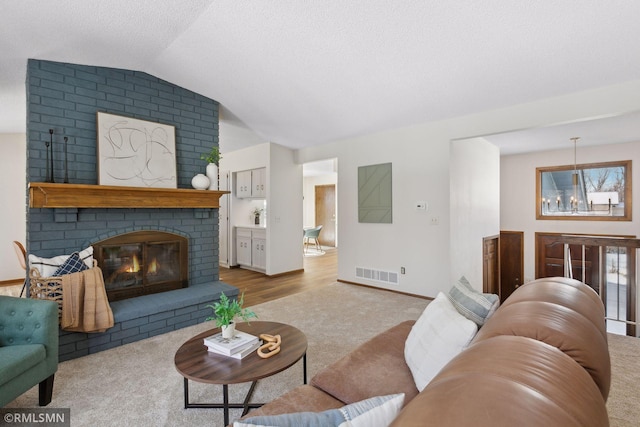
[28,246,94,277]
[404,292,478,391]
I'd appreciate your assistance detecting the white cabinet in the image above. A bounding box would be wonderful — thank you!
[236,229,252,266]
[251,229,266,270]
[251,168,266,198]
[236,170,252,198]
[236,168,266,198]
[236,227,266,272]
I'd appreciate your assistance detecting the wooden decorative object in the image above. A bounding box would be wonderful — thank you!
[28,182,229,209]
[257,334,282,358]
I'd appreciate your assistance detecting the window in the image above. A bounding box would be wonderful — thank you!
[536,160,631,221]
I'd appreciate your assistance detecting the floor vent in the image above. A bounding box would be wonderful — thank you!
[355,267,399,285]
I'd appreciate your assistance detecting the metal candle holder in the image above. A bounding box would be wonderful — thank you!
[45,129,55,183]
[63,136,69,183]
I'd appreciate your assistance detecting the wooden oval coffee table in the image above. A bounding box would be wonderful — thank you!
[174,321,308,425]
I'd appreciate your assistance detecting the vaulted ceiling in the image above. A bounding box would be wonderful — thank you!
[2,1,640,154]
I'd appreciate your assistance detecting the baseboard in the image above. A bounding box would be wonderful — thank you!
[0,279,23,287]
[337,279,432,300]
[268,269,304,278]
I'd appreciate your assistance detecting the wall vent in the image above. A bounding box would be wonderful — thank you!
[355,267,399,285]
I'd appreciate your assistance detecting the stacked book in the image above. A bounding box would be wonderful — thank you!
[204,330,261,359]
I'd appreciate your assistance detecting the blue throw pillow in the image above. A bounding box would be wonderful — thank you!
[447,276,499,326]
[52,252,89,276]
[234,393,404,427]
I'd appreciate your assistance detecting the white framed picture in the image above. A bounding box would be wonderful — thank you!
[97,112,177,188]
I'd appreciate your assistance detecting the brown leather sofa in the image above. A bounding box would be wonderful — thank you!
[241,277,611,426]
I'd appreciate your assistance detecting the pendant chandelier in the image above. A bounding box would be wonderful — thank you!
[571,137,580,213]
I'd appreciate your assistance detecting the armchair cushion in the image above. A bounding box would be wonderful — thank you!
[0,296,59,407]
[0,345,45,385]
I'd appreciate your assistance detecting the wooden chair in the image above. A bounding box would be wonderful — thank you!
[13,241,27,297]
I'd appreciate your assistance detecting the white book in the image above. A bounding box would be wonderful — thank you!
[203,330,258,355]
[205,339,257,356]
[208,340,262,360]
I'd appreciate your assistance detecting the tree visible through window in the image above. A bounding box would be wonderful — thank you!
[536,160,631,221]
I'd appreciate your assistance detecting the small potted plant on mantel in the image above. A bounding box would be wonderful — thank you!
[200,146,222,190]
[206,291,256,339]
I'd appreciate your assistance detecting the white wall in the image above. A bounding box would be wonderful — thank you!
[297,79,640,298]
[450,138,500,287]
[298,123,453,297]
[501,140,640,282]
[0,133,26,281]
[268,143,304,274]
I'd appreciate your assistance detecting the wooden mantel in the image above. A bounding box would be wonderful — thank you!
[29,182,229,209]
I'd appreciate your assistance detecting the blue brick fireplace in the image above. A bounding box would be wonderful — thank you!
[25,59,236,361]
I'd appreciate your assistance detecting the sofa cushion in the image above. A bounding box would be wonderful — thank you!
[311,320,419,406]
[391,336,609,427]
[447,276,499,326]
[404,292,477,391]
[473,299,611,399]
[235,393,404,427]
[500,278,607,339]
[0,344,46,386]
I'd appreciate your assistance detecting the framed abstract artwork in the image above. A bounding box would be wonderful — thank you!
[97,112,177,188]
[358,162,392,223]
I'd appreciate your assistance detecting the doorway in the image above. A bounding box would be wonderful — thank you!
[315,185,336,247]
[482,231,523,303]
[303,159,338,248]
[500,230,523,302]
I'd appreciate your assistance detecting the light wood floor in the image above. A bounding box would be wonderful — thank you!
[1,249,337,305]
[220,248,337,308]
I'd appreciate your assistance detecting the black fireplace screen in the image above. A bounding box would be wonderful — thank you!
[93,231,188,302]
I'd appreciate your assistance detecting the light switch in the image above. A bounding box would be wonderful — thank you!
[416,201,428,210]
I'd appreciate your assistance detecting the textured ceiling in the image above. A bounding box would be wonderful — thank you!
[2,1,640,154]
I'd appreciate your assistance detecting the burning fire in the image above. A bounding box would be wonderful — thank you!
[126,255,140,273]
[147,258,159,275]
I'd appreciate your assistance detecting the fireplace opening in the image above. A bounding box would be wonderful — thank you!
[93,231,188,302]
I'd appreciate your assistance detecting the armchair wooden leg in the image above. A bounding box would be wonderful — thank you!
[39,374,55,406]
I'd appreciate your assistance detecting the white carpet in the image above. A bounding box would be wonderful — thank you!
[6,283,428,426]
[6,282,639,426]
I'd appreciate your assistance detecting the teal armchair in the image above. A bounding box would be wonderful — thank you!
[0,295,59,407]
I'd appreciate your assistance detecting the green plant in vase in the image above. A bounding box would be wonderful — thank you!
[206,291,256,338]
[253,207,264,225]
[200,146,222,166]
[200,146,222,190]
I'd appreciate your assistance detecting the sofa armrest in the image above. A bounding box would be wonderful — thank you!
[311,320,419,406]
[0,296,59,366]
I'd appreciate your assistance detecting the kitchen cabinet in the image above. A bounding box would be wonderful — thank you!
[236,227,266,272]
[251,168,266,198]
[236,168,266,198]
[236,229,252,266]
